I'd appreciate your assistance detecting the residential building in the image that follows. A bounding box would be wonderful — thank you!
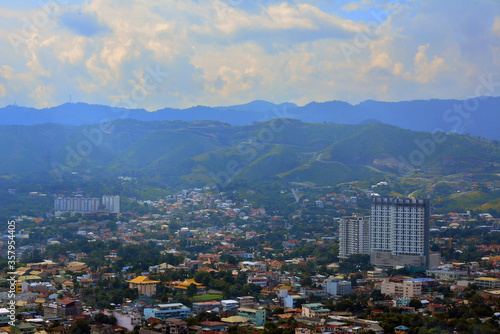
[144,303,191,320]
[237,296,256,307]
[43,300,83,318]
[0,308,11,326]
[164,318,188,334]
[102,195,120,213]
[237,307,266,327]
[126,276,160,297]
[381,279,422,298]
[247,276,268,287]
[339,215,370,260]
[426,270,468,280]
[54,196,99,213]
[474,277,500,289]
[370,197,430,268]
[107,310,142,332]
[323,278,351,297]
[192,301,221,313]
[220,300,239,317]
[301,303,330,318]
[284,295,306,308]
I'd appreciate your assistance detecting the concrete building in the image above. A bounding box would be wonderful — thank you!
[144,303,191,320]
[107,310,142,332]
[0,308,11,325]
[247,276,268,287]
[102,195,120,214]
[301,303,331,318]
[54,196,99,213]
[370,197,430,268]
[381,279,422,298]
[126,276,160,297]
[284,295,306,308]
[237,296,256,307]
[474,277,500,289]
[339,215,370,260]
[192,301,221,313]
[43,300,83,319]
[426,270,468,280]
[323,278,351,297]
[237,307,266,327]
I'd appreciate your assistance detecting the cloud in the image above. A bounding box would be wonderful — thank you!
[492,16,500,37]
[0,0,498,109]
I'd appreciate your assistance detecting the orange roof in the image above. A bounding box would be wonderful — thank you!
[126,276,160,284]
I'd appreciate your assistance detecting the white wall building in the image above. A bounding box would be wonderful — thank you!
[323,278,351,297]
[370,197,430,268]
[339,215,370,260]
[106,310,142,331]
[54,196,100,213]
[102,195,120,213]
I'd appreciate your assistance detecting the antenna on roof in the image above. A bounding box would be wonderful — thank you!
[69,94,72,103]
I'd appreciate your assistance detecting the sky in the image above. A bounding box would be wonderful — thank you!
[0,0,499,110]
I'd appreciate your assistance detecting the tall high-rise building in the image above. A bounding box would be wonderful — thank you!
[54,196,99,213]
[102,195,120,213]
[370,197,430,268]
[339,215,370,260]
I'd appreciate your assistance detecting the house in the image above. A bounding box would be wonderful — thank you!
[199,321,227,332]
[301,303,330,318]
[247,276,268,287]
[394,325,410,334]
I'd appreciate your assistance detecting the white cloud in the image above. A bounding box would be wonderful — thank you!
[0,0,498,109]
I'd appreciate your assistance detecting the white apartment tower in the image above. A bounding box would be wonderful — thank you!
[54,196,99,213]
[102,195,120,213]
[370,197,430,268]
[339,215,370,260]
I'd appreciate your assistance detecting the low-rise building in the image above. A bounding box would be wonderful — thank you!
[323,278,351,296]
[126,276,160,297]
[474,277,500,289]
[301,303,330,318]
[237,296,256,307]
[0,308,11,326]
[144,303,191,320]
[381,279,422,298]
[107,310,142,332]
[247,276,268,287]
[43,300,83,319]
[426,270,468,280]
[237,307,266,327]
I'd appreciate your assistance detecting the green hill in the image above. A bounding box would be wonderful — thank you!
[1,119,500,190]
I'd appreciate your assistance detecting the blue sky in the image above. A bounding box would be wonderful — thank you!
[0,0,499,109]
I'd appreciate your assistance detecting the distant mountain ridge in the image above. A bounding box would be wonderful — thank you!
[0,97,499,140]
[0,119,499,189]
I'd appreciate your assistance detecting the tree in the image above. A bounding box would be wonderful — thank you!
[409,299,422,309]
[187,283,198,298]
[69,320,90,334]
[263,321,280,334]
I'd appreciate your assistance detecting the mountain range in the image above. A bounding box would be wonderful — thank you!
[1,96,499,140]
[1,119,499,190]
